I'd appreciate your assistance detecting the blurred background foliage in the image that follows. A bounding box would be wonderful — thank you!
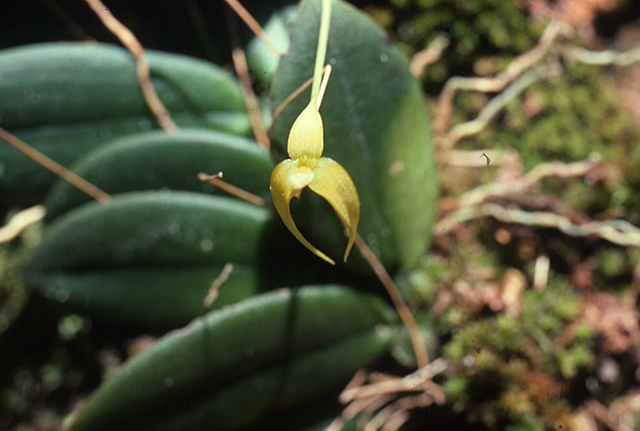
[3,0,640,430]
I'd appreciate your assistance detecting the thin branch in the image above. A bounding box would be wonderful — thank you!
[354,233,429,369]
[340,358,448,403]
[0,127,111,203]
[409,35,449,78]
[82,0,177,131]
[222,0,283,57]
[198,172,265,207]
[456,157,600,208]
[232,47,271,149]
[369,393,434,431]
[203,263,235,311]
[440,67,544,150]
[272,76,313,129]
[434,203,640,248]
[379,411,410,431]
[325,394,396,431]
[224,4,271,150]
[434,21,570,135]
[327,360,447,431]
[0,205,46,244]
[564,44,640,67]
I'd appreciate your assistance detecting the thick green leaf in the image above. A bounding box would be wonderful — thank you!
[22,191,273,327]
[66,286,394,431]
[246,4,297,87]
[271,0,437,272]
[0,42,250,196]
[0,42,248,130]
[44,129,274,220]
[25,267,260,330]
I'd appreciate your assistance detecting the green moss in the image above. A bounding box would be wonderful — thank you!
[596,247,629,278]
[482,62,640,219]
[556,344,593,379]
[397,255,451,303]
[385,1,640,219]
[505,414,545,431]
[497,64,640,172]
[444,374,469,399]
[442,275,595,428]
[386,0,541,93]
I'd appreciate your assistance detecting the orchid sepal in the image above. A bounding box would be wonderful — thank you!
[269,100,360,265]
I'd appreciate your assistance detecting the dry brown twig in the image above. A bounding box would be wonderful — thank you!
[325,393,397,431]
[409,35,449,78]
[0,127,111,207]
[354,233,429,369]
[82,0,177,132]
[439,67,547,150]
[223,2,272,150]
[0,205,46,244]
[433,21,571,136]
[231,46,271,150]
[563,44,640,67]
[340,358,447,402]
[433,151,640,249]
[434,203,640,248]
[0,155,108,243]
[325,358,448,431]
[435,23,640,151]
[456,157,600,208]
[197,172,265,207]
[222,0,283,57]
[202,263,235,311]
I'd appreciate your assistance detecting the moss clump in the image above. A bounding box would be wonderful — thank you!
[491,62,640,219]
[498,64,640,170]
[385,0,541,93]
[442,277,595,429]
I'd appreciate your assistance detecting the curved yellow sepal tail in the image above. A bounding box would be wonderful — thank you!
[269,98,360,265]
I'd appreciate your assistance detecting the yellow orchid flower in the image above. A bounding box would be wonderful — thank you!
[270,95,360,265]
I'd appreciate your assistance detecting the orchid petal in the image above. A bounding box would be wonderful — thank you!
[270,159,335,265]
[308,157,360,262]
[287,98,324,160]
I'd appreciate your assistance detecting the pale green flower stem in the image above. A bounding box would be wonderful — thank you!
[310,0,331,101]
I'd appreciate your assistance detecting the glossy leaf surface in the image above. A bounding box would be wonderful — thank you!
[67,286,394,431]
[23,191,273,328]
[0,42,250,196]
[271,0,437,271]
[44,129,274,220]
